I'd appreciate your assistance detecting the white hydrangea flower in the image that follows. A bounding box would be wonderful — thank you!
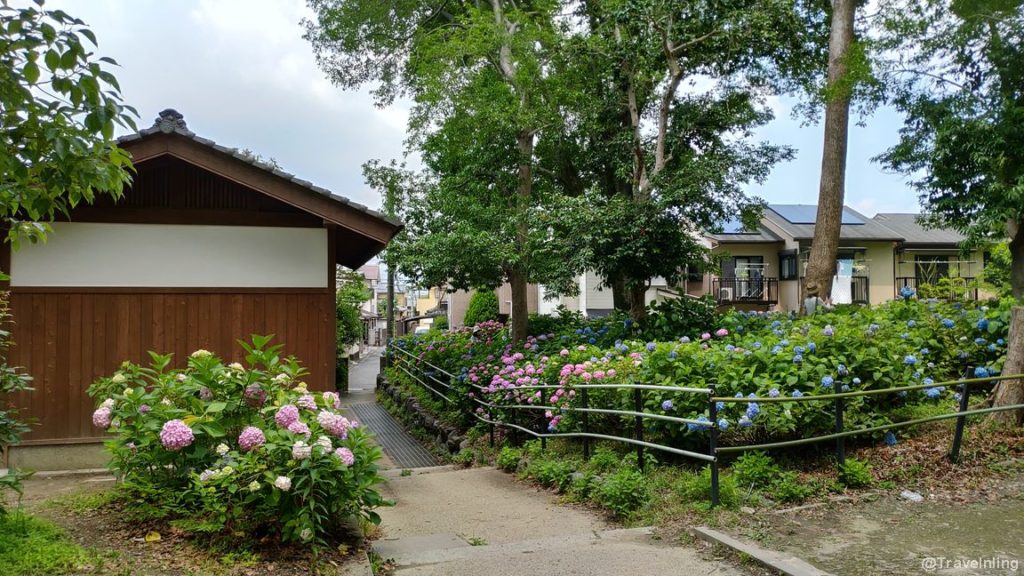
[274,476,292,491]
[294,381,308,392]
[161,397,173,406]
[175,373,188,382]
[292,441,312,460]
[299,528,313,542]
[247,481,261,492]
[190,349,212,358]
[228,362,244,372]
[101,398,115,409]
[273,373,290,383]
[315,435,332,453]
[215,443,230,456]
[111,373,126,384]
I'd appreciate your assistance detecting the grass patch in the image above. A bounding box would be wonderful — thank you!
[0,512,108,576]
[41,490,118,514]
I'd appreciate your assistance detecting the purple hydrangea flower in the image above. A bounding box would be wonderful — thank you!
[160,419,194,451]
[238,426,266,451]
[662,400,674,411]
[296,394,317,411]
[287,421,311,437]
[92,406,113,429]
[275,404,300,428]
[335,447,355,466]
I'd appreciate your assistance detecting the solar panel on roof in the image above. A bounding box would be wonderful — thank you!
[770,205,864,225]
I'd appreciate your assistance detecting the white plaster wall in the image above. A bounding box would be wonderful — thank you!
[11,222,328,287]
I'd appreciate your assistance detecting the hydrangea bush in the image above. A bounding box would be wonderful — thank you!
[390,296,1014,452]
[87,335,386,546]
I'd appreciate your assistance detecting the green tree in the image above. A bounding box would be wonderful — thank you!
[877,0,1024,423]
[1,2,135,255]
[463,289,500,327]
[306,0,573,342]
[543,0,821,320]
[1,1,134,506]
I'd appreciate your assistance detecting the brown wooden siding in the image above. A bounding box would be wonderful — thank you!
[6,289,335,444]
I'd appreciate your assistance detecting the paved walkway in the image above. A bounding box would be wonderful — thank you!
[374,467,742,575]
[345,350,742,575]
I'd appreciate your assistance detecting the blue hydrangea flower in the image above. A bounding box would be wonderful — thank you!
[904,355,917,365]
[745,403,760,418]
[791,390,804,398]
[977,318,989,331]
[869,323,881,333]
[773,329,784,336]
[913,371,922,380]
[725,344,736,352]
[924,387,942,399]
[687,415,711,432]
[900,286,915,299]
[807,342,817,353]
[898,390,908,398]
[716,401,725,411]
[822,325,834,337]
[748,392,757,399]
[821,376,835,388]
[668,350,678,360]
[974,366,990,378]
[837,364,849,377]
[852,377,862,385]
[997,339,1005,346]
[771,320,782,328]
[588,337,596,344]
[738,416,753,428]
[768,388,780,398]
[975,337,987,345]
[780,339,790,346]
[753,342,763,349]
[988,344,997,352]
[884,432,897,446]
[717,418,729,430]
[841,385,850,392]
[793,354,804,364]
[794,346,805,355]
[680,336,691,343]
[906,320,916,328]
[646,342,656,352]
[771,345,782,355]
[942,318,955,329]
[901,333,910,340]
[923,377,934,386]
[662,400,674,411]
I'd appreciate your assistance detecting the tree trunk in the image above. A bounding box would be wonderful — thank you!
[990,307,1024,426]
[1008,219,1023,299]
[803,0,856,301]
[509,129,534,343]
[611,276,629,312]
[627,282,648,323]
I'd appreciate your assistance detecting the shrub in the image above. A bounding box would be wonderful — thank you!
[839,458,874,488]
[767,471,817,503]
[642,295,720,341]
[594,467,651,517]
[87,335,387,548]
[674,467,738,508]
[463,289,500,326]
[585,447,622,474]
[730,451,782,491]
[432,315,448,331]
[496,446,522,472]
[527,459,575,492]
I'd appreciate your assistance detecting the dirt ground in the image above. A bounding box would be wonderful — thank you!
[7,473,371,576]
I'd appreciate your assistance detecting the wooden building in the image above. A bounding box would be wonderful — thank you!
[3,109,401,457]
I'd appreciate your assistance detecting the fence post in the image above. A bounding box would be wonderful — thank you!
[582,387,591,461]
[835,396,846,482]
[634,387,644,471]
[949,382,971,463]
[708,385,720,507]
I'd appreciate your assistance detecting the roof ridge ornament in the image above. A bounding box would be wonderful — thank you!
[153,109,188,133]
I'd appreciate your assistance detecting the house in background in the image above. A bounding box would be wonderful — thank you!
[3,110,401,469]
[704,204,986,312]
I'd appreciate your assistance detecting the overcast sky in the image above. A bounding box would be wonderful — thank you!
[45,0,922,216]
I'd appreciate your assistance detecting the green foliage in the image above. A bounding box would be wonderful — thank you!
[0,512,104,576]
[585,447,622,474]
[766,471,817,503]
[877,0,1024,297]
[463,290,500,327]
[642,296,720,341]
[0,2,135,253]
[525,459,575,492]
[432,315,448,331]
[730,451,782,491]
[496,446,521,472]
[839,458,874,488]
[593,468,651,517]
[87,337,387,549]
[674,467,738,509]
[981,243,1013,297]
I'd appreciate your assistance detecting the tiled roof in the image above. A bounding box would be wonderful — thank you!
[871,213,966,245]
[117,109,402,228]
[708,226,783,244]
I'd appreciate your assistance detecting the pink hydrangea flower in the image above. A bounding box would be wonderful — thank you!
[317,411,350,438]
[715,328,729,337]
[92,406,112,429]
[160,419,194,451]
[238,426,266,451]
[701,333,711,340]
[287,421,311,437]
[275,404,300,428]
[334,447,355,466]
[297,394,317,411]
[244,384,266,407]
[199,387,213,400]
[322,391,342,410]
[138,404,151,414]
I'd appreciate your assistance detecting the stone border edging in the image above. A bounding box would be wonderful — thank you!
[692,526,836,576]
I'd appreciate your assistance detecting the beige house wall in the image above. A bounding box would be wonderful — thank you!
[863,242,897,306]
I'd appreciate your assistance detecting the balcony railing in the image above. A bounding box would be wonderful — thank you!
[896,277,978,301]
[712,277,778,305]
[798,276,870,304]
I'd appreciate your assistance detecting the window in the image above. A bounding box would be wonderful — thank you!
[916,255,950,285]
[779,252,798,280]
[685,264,703,282]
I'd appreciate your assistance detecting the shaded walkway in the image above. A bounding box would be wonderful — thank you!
[342,347,438,469]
